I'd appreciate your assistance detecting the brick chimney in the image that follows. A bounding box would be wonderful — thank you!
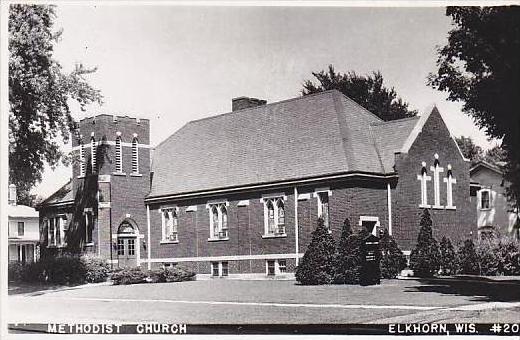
[8,184,17,206]
[232,97,267,111]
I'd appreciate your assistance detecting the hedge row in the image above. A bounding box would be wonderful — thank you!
[411,209,520,277]
[111,266,196,285]
[8,254,109,285]
[296,218,406,285]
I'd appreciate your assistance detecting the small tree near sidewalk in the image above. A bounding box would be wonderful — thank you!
[439,236,457,275]
[457,239,480,275]
[296,217,336,285]
[379,229,407,279]
[334,218,369,284]
[410,209,440,277]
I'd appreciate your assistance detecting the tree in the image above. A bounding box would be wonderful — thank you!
[410,209,441,277]
[295,218,336,285]
[9,5,102,204]
[455,136,484,165]
[456,239,479,275]
[484,145,507,165]
[302,65,417,121]
[379,229,407,279]
[428,6,520,208]
[439,236,457,275]
[334,218,369,284]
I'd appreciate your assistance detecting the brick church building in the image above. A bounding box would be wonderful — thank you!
[38,90,476,277]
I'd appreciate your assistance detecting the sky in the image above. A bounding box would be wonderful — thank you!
[32,4,499,197]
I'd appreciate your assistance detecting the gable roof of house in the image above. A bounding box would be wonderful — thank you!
[149,90,422,199]
[38,180,74,208]
[8,204,39,218]
[470,160,504,176]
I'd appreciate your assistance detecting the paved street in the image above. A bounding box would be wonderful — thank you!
[8,278,520,325]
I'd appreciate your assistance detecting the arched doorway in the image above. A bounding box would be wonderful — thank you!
[116,220,138,267]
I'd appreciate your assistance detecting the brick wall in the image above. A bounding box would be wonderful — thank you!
[393,109,476,251]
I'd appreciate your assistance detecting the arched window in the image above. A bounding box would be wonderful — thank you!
[91,137,97,173]
[267,200,275,234]
[131,137,139,174]
[221,205,228,231]
[115,135,123,173]
[263,197,286,236]
[161,208,178,242]
[430,154,444,208]
[277,199,285,227]
[212,205,219,238]
[208,203,229,239]
[79,142,86,177]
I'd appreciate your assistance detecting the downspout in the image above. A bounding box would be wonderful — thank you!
[294,186,299,266]
[387,182,392,235]
[146,204,151,270]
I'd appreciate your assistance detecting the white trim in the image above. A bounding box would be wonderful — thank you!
[294,186,299,267]
[262,196,286,236]
[146,205,151,270]
[387,183,392,236]
[359,216,380,236]
[99,202,111,209]
[131,137,139,174]
[431,163,444,209]
[444,172,457,210]
[260,193,287,202]
[237,200,249,207]
[98,175,111,183]
[72,141,151,151]
[400,109,432,154]
[313,187,332,197]
[417,171,432,208]
[146,172,398,203]
[186,205,198,212]
[143,253,305,263]
[297,193,311,200]
[206,199,229,207]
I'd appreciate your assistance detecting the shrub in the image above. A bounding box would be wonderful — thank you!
[82,255,110,283]
[296,218,336,285]
[476,238,500,275]
[496,238,520,275]
[334,219,369,284]
[410,209,440,277]
[439,236,457,275]
[46,255,87,285]
[8,262,26,282]
[111,267,148,285]
[379,229,407,279]
[457,239,479,275]
[163,266,196,282]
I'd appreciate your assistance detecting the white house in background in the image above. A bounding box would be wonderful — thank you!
[7,184,40,263]
[470,161,520,239]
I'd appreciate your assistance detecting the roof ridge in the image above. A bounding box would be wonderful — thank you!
[335,91,384,123]
[39,179,72,206]
[186,90,338,125]
[370,115,420,126]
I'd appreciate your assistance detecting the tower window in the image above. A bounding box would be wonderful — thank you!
[91,137,97,173]
[79,143,86,177]
[131,137,139,174]
[115,135,123,173]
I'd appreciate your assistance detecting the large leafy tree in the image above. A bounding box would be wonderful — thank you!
[455,136,484,165]
[302,65,417,121]
[428,6,520,207]
[9,4,102,205]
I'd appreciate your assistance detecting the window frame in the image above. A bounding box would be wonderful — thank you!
[208,202,229,241]
[262,196,287,237]
[79,142,86,177]
[359,216,380,236]
[84,210,94,245]
[91,137,97,174]
[115,134,123,173]
[131,136,139,174]
[480,189,491,210]
[315,189,331,230]
[161,207,179,243]
[17,221,24,237]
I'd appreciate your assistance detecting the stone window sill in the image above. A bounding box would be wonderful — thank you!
[480,207,491,211]
[208,237,229,242]
[445,206,457,210]
[113,172,126,176]
[130,173,142,177]
[85,242,95,247]
[262,234,287,239]
[419,204,431,209]
[160,240,179,244]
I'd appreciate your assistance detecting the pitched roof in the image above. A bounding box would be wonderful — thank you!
[7,204,38,218]
[149,90,419,198]
[470,160,504,176]
[370,116,420,173]
[38,180,74,208]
